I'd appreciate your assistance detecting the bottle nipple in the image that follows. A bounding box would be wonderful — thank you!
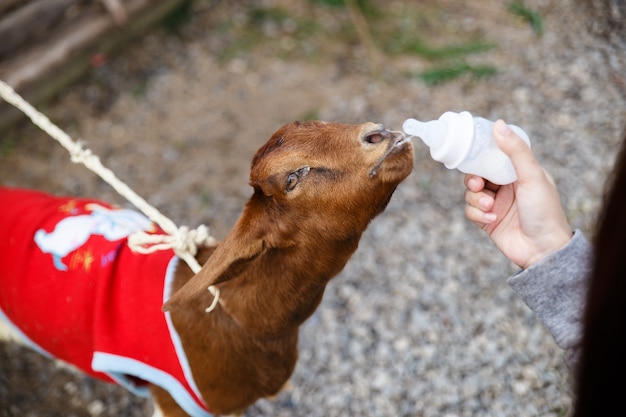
[402,118,447,148]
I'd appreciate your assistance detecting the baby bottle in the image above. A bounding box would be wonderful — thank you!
[402,111,530,185]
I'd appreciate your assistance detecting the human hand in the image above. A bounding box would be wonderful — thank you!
[464,120,572,269]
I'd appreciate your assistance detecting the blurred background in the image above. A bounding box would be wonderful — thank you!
[1,0,625,416]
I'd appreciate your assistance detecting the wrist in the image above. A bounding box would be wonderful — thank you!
[523,230,574,269]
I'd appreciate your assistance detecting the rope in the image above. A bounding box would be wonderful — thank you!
[0,79,220,313]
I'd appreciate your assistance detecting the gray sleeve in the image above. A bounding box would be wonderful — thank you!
[507,229,592,352]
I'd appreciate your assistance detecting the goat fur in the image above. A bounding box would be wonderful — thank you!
[1,120,414,416]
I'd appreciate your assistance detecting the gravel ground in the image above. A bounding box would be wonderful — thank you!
[1,0,626,416]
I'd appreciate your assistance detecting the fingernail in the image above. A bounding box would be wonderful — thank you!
[479,196,492,211]
[495,120,512,136]
[484,212,497,222]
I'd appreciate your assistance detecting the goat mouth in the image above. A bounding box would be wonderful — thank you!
[368,132,411,177]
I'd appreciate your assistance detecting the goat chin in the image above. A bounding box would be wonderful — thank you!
[1,120,414,417]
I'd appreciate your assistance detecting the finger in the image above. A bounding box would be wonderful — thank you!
[464,204,497,225]
[464,188,495,212]
[464,174,485,192]
[465,174,500,195]
[493,120,541,183]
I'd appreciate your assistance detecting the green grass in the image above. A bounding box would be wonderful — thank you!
[297,109,322,121]
[362,2,498,84]
[309,0,380,17]
[247,6,291,26]
[389,38,496,61]
[416,62,498,85]
[161,0,195,31]
[211,0,502,85]
[508,1,543,36]
[200,190,212,208]
[214,6,325,62]
[0,134,16,157]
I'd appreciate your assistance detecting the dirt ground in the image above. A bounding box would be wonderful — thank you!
[1,0,625,416]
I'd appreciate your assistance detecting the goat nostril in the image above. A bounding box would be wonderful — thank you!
[364,131,388,144]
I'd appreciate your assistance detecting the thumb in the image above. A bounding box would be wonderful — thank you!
[493,119,537,181]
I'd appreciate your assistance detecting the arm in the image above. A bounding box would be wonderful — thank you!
[508,229,591,363]
[464,120,590,362]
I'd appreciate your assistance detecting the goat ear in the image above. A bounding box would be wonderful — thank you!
[162,213,265,311]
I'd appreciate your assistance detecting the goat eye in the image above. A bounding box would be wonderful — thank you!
[286,172,299,192]
[285,167,310,192]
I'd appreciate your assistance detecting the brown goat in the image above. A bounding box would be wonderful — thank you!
[0,120,413,416]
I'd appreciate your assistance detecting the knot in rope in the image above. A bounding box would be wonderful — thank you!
[68,140,95,165]
[128,225,216,258]
[128,225,221,313]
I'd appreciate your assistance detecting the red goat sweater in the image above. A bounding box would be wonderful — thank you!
[0,187,212,417]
